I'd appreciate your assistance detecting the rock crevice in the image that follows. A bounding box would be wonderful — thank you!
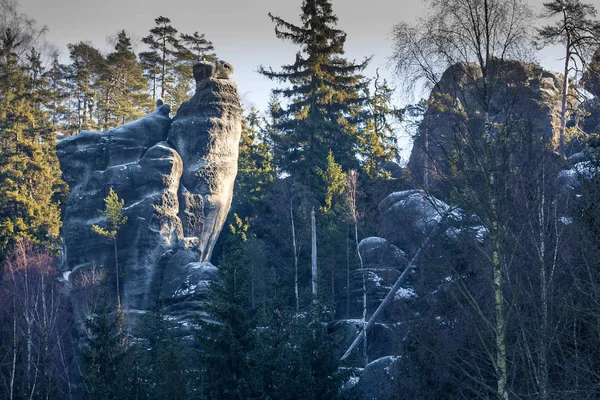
[57,61,242,320]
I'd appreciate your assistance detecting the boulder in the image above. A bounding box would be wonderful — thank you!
[358,356,403,400]
[378,190,453,255]
[359,237,407,269]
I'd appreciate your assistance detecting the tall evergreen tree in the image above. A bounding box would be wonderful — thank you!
[198,227,260,399]
[97,30,152,130]
[171,31,217,106]
[66,42,105,133]
[142,16,181,104]
[0,5,64,264]
[139,49,161,101]
[45,52,71,134]
[259,0,369,192]
[179,31,216,63]
[230,108,275,220]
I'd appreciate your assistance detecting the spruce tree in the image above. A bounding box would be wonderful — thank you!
[230,108,275,220]
[198,227,259,399]
[259,0,369,191]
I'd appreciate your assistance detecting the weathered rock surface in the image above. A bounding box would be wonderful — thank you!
[337,190,487,397]
[357,356,403,400]
[168,64,243,262]
[408,60,564,188]
[57,61,242,322]
[378,190,453,255]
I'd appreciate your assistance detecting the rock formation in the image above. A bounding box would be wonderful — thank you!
[57,60,242,323]
[408,60,564,188]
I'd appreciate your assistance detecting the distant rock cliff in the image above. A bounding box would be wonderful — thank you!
[408,60,564,189]
[57,60,242,323]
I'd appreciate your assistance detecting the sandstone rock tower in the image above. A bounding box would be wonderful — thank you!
[57,60,242,321]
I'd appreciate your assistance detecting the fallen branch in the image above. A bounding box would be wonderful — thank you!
[340,211,450,361]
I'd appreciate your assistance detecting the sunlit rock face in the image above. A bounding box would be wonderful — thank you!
[57,61,242,322]
[168,60,243,262]
[408,60,564,190]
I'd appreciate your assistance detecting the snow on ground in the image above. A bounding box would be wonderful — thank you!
[394,287,417,300]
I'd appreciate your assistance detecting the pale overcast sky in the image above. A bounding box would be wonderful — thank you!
[18,0,567,160]
[19,0,565,106]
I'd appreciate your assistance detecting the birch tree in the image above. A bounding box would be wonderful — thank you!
[392,1,533,398]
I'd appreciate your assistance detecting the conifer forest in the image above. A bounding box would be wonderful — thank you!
[2,0,600,398]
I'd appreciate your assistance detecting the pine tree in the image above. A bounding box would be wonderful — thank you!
[66,42,106,133]
[179,31,216,63]
[139,49,161,101]
[97,30,152,130]
[259,0,369,190]
[91,188,128,308]
[142,16,181,104]
[46,52,71,134]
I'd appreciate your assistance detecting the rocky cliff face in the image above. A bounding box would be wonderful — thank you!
[408,60,564,188]
[57,61,242,323]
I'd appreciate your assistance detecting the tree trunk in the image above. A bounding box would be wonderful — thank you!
[559,31,570,158]
[290,197,299,312]
[341,215,446,361]
[492,241,508,400]
[311,208,317,301]
[114,238,121,309]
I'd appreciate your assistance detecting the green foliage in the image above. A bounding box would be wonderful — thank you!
[131,312,190,400]
[97,30,153,130]
[317,150,346,214]
[252,309,350,400]
[0,13,66,264]
[142,16,180,104]
[66,41,106,133]
[259,0,369,192]
[141,16,216,108]
[360,73,401,177]
[230,108,275,220]
[198,234,259,399]
[79,296,128,400]
[91,187,127,239]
